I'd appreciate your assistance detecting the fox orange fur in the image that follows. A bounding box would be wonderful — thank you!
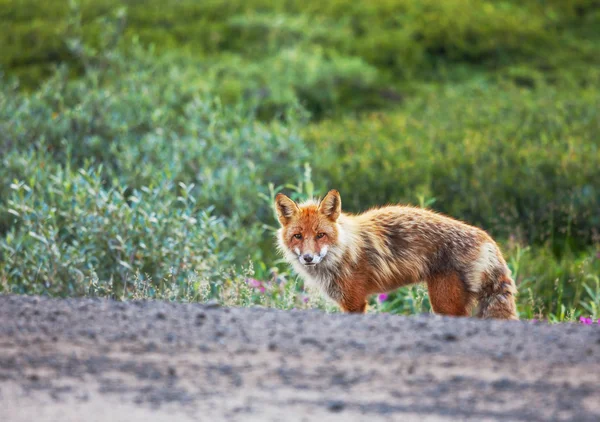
[275,190,518,320]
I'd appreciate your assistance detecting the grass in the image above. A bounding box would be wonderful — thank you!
[0,1,599,322]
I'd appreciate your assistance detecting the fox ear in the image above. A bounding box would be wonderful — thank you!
[275,193,299,226]
[319,189,341,221]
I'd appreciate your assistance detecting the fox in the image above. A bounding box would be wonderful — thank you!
[275,189,518,320]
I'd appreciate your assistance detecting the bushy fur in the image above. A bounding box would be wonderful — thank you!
[275,190,518,319]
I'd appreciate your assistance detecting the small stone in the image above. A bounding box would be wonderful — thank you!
[195,312,206,326]
[204,300,220,309]
[442,333,458,342]
[494,351,508,360]
[491,378,513,390]
[327,400,345,413]
[156,311,167,320]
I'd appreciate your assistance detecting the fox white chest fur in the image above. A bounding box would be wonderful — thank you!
[277,218,353,302]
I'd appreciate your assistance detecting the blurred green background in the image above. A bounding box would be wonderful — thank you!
[1,0,599,320]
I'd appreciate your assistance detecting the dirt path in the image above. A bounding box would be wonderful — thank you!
[1,295,599,421]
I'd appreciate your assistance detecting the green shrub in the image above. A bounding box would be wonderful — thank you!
[0,34,313,292]
[0,165,242,297]
[509,244,600,321]
[206,46,383,119]
[305,80,600,249]
[2,0,599,90]
[0,42,309,235]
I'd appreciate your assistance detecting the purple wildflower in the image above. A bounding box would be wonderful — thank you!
[378,294,388,302]
[259,287,266,293]
[580,316,593,325]
[303,297,309,303]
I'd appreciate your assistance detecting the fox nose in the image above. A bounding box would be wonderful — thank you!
[303,254,313,263]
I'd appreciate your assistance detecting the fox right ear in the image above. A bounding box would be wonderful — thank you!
[275,193,299,226]
[318,189,341,221]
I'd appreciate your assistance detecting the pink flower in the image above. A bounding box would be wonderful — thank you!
[378,294,388,302]
[580,317,593,325]
[247,278,266,294]
[303,297,309,303]
[247,278,262,288]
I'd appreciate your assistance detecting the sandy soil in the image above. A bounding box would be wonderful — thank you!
[1,295,599,421]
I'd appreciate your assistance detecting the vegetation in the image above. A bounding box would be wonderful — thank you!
[1,1,599,321]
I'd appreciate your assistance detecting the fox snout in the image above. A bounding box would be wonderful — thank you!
[301,253,314,264]
[296,247,328,266]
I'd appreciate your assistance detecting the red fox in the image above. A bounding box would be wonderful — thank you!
[275,189,518,320]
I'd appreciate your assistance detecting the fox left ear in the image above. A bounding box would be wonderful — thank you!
[319,189,341,221]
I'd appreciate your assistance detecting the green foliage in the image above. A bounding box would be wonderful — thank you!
[3,0,599,94]
[581,275,600,320]
[1,166,240,297]
[0,42,309,233]
[305,82,600,249]
[205,46,383,119]
[0,35,310,293]
[508,245,600,322]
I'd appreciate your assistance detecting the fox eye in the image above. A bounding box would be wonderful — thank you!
[316,232,326,239]
[293,234,302,240]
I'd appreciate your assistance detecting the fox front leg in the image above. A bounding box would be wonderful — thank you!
[339,296,368,313]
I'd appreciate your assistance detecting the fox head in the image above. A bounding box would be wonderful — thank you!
[275,189,342,267]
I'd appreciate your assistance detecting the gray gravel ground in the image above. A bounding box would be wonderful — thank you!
[1,295,599,421]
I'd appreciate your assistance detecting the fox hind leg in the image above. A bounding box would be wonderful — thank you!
[427,272,475,317]
[476,271,518,320]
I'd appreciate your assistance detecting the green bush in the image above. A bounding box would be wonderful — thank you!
[0,166,240,297]
[0,37,313,291]
[2,0,599,91]
[206,46,383,119]
[509,244,600,321]
[305,80,600,249]
[0,43,309,233]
